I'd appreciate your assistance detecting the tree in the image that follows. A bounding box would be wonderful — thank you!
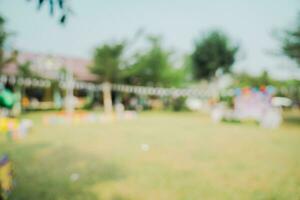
[191,30,238,80]
[281,12,300,66]
[125,36,183,87]
[90,42,125,83]
[0,15,17,74]
[233,71,275,88]
[18,61,37,78]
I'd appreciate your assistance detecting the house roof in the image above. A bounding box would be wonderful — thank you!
[2,52,98,82]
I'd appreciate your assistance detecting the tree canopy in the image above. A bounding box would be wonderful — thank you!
[124,36,183,87]
[18,61,38,78]
[232,71,274,88]
[89,36,184,87]
[281,13,300,66]
[191,30,238,80]
[0,15,17,74]
[90,42,125,83]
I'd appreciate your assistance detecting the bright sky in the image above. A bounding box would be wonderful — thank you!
[1,0,300,79]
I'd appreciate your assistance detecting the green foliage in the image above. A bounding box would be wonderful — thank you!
[181,55,194,83]
[281,12,300,66]
[219,93,234,108]
[0,15,7,49]
[277,79,300,103]
[18,61,37,78]
[90,42,125,83]
[90,35,184,87]
[125,36,183,87]
[172,96,187,111]
[232,71,300,103]
[191,30,238,80]
[0,15,17,73]
[233,71,276,88]
[57,67,69,80]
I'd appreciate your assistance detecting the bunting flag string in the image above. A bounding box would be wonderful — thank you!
[0,75,51,88]
[0,75,212,98]
[111,83,212,98]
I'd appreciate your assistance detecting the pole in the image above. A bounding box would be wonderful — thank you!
[65,70,74,115]
[103,82,113,115]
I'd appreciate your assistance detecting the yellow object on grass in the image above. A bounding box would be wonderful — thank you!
[0,118,19,134]
[0,155,13,197]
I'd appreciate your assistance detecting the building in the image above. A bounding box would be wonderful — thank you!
[1,52,99,110]
[2,52,97,82]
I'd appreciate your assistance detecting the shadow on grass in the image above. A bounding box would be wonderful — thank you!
[1,143,126,200]
[221,119,260,127]
[284,115,300,126]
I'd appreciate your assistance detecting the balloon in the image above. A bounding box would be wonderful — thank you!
[234,88,241,96]
[266,86,276,94]
[260,85,266,93]
[0,89,16,109]
[243,87,251,95]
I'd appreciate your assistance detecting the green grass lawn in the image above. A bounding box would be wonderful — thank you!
[1,111,300,200]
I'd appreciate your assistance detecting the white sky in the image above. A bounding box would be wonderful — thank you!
[1,0,300,80]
